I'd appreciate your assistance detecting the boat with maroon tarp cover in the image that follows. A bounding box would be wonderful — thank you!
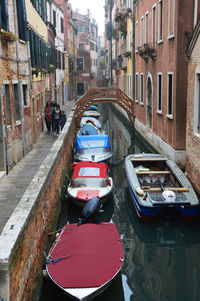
[46,222,124,300]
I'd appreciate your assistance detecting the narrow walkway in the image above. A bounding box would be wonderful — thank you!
[0,101,75,234]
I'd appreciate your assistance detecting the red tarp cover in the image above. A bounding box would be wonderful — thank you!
[77,190,99,201]
[72,162,108,180]
[47,223,123,288]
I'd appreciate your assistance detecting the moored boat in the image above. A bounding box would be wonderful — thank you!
[125,153,200,221]
[46,222,124,300]
[74,135,112,162]
[67,161,113,207]
[83,110,100,119]
[80,117,101,129]
[77,124,100,136]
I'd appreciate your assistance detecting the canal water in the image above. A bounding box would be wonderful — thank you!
[41,104,200,301]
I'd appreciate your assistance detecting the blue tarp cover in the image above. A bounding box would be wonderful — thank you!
[75,135,111,149]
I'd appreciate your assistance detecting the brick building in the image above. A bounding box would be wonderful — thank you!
[73,9,98,95]
[134,0,195,165]
[186,1,200,195]
[0,0,31,173]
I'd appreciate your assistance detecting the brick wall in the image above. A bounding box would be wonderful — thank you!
[186,33,200,195]
[0,112,76,301]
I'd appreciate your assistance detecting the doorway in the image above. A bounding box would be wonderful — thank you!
[0,96,5,171]
[146,76,153,129]
[77,83,84,95]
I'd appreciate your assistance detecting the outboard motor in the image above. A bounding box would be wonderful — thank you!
[78,197,102,225]
[162,190,176,202]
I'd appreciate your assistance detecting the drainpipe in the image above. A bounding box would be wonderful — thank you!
[13,4,26,156]
[109,0,113,86]
[132,0,137,120]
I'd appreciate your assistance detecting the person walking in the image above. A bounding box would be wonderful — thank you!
[60,110,67,130]
[44,100,53,132]
[52,104,61,136]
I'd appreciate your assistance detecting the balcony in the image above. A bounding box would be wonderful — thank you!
[137,43,157,61]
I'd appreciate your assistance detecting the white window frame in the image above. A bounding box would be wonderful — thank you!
[141,16,144,46]
[194,69,200,137]
[140,73,144,105]
[152,4,157,46]
[22,80,30,107]
[135,73,139,102]
[168,0,175,39]
[157,73,163,114]
[194,0,198,28]
[158,0,163,44]
[167,72,173,118]
[145,11,149,44]
[135,21,139,52]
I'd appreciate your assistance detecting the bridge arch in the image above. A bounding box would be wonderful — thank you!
[74,87,135,127]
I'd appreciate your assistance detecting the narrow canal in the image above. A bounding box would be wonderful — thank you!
[41,104,200,301]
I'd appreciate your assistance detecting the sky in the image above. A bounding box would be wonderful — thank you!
[69,0,105,35]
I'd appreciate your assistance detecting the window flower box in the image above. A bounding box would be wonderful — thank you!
[0,30,17,42]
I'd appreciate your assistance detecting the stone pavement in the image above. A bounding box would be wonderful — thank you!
[0,100,75,234]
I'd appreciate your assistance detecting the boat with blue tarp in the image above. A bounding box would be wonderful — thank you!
[74,135,112,162]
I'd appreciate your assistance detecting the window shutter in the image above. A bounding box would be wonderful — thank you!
[16,0,28,41]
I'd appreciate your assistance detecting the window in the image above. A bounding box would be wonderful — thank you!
[90,42,94,50]
[0,0,9,31]
[168,0,175,38]
[53,10,56,27]
[4,84,12,125]
[158,0,163,42]
[140,74,144,104]
[135,73,139,102]
[135,21,139,51]
[145,12,149,44]
[77,58,84,71]
[79,43,85,50]
[141,17,144,46]
[13,84,20,121]
[23,84,29,106]
[194,72,200,135]
[30,0,46,22]
[16,0,28,40]
[157,73,162,112]
[167,73,173,117]
[152,5,156,45]
[193,0,200,28]
[60,17,64,33]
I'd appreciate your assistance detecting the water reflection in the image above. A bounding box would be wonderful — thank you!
[42,104,200,301]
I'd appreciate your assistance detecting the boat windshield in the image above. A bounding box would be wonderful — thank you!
[76,148,111,155]
[71,177,108,188]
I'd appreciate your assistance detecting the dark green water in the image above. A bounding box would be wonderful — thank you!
[42,104,200,301]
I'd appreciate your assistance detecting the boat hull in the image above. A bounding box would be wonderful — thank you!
[46,223,124,300]
[125,154,200,222]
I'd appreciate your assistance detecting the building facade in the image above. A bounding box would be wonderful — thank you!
[134,0,195,165]
[0,0,31,173]
[186,0,200,195]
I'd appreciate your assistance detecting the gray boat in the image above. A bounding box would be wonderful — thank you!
[125,153,200,221]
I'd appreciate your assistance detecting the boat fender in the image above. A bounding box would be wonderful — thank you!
[81,197,102,220]
[135,187,144,196]
[162,190,176,202]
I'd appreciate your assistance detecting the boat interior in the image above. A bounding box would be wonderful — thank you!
[131,158,189,193]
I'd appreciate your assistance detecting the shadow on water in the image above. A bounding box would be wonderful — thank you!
[42,104,200,301]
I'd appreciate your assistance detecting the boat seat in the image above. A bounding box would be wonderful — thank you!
[136,171,170,175]
[142,187,189,192]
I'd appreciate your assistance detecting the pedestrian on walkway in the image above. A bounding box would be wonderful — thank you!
[52,104,61,136]
[60,110,67,130]
[44,100,53,132]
